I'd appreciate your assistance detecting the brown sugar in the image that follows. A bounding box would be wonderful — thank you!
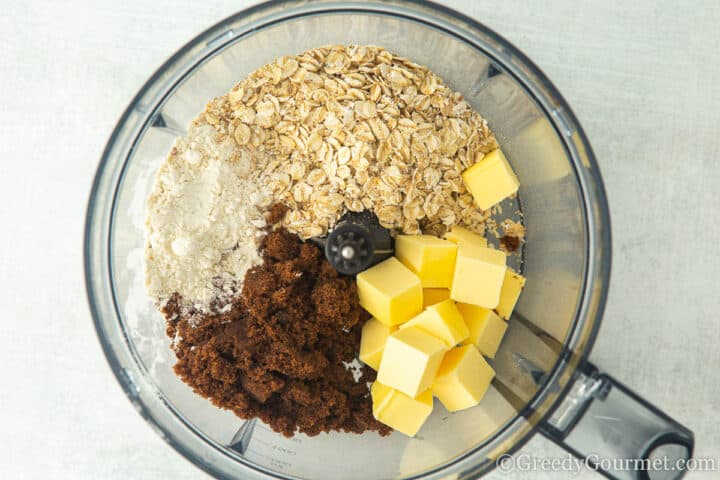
[499,235,520,253]
[499,219,525,253]
[163,228,390,437]
[266,203,289,225]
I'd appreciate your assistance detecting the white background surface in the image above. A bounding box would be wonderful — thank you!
[1,0,718,478]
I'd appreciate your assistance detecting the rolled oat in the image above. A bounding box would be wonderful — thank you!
[204,45,498,239]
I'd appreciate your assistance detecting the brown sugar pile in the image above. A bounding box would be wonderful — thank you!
[163,228,391,437]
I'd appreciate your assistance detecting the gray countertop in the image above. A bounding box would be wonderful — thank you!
[0,0,717,478]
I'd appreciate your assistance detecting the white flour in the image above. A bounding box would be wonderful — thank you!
[145,122,271,311]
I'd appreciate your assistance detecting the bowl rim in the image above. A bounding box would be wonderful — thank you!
[84,1,612,478]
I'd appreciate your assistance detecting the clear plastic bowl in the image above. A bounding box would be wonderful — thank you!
[85,1,614,479]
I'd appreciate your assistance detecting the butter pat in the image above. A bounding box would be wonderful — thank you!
[371,381,393,414]
[450,244,507,308]
[400,299,469,347]
[444,225,488,247]
[360,318,397,370]
[462,149,519,210]
[395,235,458,288]
[457,304,507,358]
[357,257,423,326]
[377,327,447,397]
[432,345,495,412]
[496,269,526,319]
[371,382,433,437]
[423,288,450,307]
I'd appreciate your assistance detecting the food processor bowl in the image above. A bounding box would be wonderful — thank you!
[84,1,693,479]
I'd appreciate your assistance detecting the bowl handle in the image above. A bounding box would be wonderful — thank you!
[539,362,695,480]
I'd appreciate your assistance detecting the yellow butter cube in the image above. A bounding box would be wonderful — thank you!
[496,269,526,319]
[371,382,434,437]
[450,244,507,308]
[423,288,450,307]
[432,345,495,412]
[462,149,520,210]
[400,299,469,348]
[360,318,397,370]
[370,381,393,414]
[443,225,488,247]
[357,257,423,326]
[377,326,447,397]
[395,235,458,288]
[457,304,507,358]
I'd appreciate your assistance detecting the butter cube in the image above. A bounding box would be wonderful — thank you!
[377,327,447,397]
[395,235,458,288]
[371,382,433,437]
[357,257,423,326]
[462,149,519,210]
[400,299,469,347]
[432,345,495,412]
[370,381,393,414]
[450,244,507,308]
[496,269,526,319]
[360,318,397,370]
[444,225,488,247]
[423,288,450,307]
[457,304,507,358]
